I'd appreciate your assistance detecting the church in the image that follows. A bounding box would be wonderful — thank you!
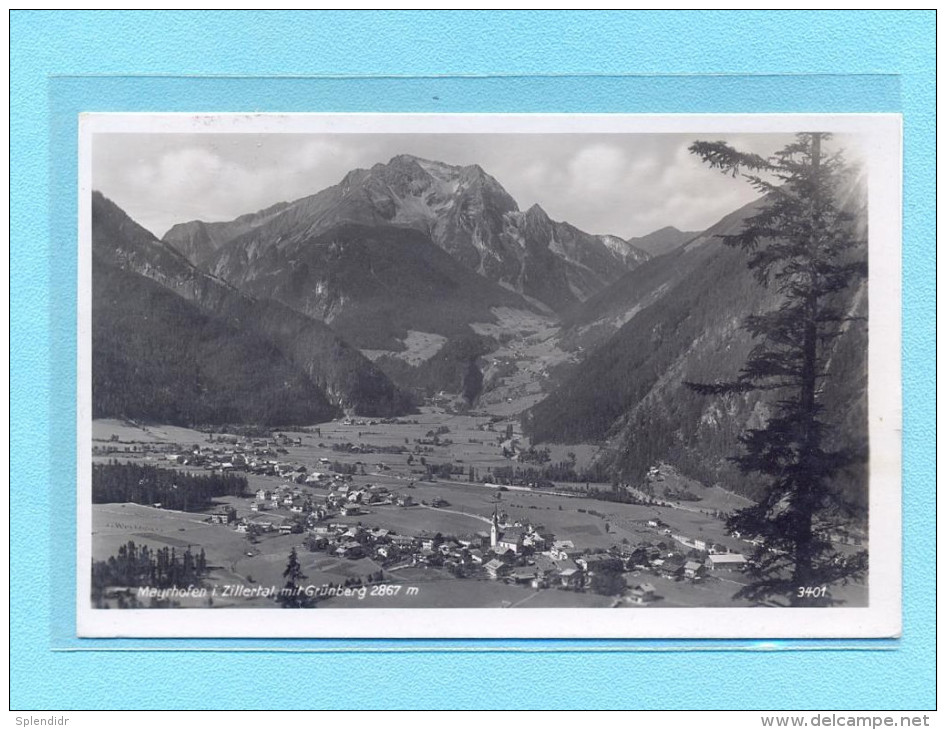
[490,507,523,554]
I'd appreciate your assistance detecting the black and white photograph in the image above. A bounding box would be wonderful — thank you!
[77,113,901,638]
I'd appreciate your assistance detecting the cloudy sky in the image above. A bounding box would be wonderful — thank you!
[92,131,862,240]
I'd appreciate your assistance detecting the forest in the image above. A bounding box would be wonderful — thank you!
[93,258,337,427]
[92,461,248,511]
[91,540,209,606]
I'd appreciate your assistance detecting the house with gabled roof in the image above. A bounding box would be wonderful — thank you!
[484,558,510,579]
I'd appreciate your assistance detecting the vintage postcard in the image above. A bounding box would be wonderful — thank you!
[77,113,901,638]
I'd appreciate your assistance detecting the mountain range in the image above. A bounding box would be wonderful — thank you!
[164,154,650,317]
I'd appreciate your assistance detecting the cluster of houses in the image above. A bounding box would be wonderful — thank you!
[94,434,318,480]
[208,486,750,603]
[188,439,751,605]
[206,476,752,603]
[300,514,572,580]
[469,508,747,596]
[205,466,424,540]
[165,445,307,476]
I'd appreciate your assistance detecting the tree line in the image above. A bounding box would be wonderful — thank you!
[92,461,248,511]
[91,540,208,605]
[489,461,610,487]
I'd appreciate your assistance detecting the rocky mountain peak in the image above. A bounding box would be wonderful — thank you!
[524,202,549,220]
[163,154,651,313]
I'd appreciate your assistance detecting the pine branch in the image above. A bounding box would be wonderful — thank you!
[688,141,774,176]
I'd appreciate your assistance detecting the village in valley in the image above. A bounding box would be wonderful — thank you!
[90,402,868,610]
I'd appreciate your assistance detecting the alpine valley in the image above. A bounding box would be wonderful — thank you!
[93,153,868,508]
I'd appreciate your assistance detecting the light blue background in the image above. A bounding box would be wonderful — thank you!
[11,11,934,709]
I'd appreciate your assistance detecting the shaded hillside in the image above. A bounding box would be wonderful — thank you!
[202,222,536,350]
[94,259,334,425]
[561,200,765,353]
[164,154,649,313]
[527,237,771,448]
[92,192,414,417]
[526,187,868,507]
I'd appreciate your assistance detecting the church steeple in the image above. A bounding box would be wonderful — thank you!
[490,506,500,548]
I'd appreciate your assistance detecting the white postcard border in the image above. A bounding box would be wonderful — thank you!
[77,113,902,639]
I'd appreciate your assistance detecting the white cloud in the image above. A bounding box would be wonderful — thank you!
[566,144,629,197]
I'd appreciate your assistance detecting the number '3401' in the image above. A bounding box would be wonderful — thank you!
[797,586,828,598]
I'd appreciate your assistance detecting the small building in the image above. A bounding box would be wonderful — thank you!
[485,559,510,580]
[511,568,536,584]
[705,553,747,571]
[336,542,364,559]
[532,555,557,577]
[627,584,658,605]
[415,549,442,567]
[376,544,397,560]
[660,556,687,578]
[522,532,548,550]
[557,567,582,589]
[578,553,622,575]
[209,509,235,525]
[550,540,577,561]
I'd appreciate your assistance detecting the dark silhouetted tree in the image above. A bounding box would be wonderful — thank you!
[688,132,867,606]
[277,547,314,608]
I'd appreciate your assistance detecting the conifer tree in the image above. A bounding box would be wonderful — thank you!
[688,133,868,606]
[277,547,314,608]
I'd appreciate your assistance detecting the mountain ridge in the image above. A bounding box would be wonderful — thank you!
[161,154,651,313]
[93,191,415,418]
[624,225,700,257]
